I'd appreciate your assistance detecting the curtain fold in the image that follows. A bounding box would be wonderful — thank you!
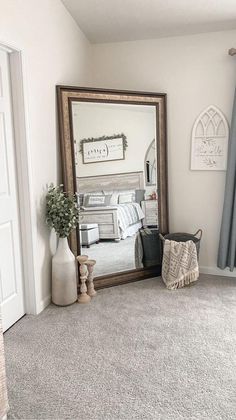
[218,89,236,271]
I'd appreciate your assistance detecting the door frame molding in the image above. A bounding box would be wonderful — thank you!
[0,41,37,315]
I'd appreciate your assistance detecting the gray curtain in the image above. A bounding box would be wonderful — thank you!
[218,89,236,271]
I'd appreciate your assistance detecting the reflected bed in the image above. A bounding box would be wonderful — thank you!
[78,171,148,241]
[81,202,144,240]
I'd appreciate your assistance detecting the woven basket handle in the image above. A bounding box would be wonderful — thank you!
[193,229,202,240]
[159,233,165,241]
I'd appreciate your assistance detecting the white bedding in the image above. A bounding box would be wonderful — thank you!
[116,202,145,235]
[120,221,142,240]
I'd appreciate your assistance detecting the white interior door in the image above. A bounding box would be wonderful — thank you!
[0,49,25,332]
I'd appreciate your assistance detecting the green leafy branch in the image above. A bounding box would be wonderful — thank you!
[46,184,79,238]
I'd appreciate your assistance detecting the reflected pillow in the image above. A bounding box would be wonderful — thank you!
[84,194,112,207]
[103,190,120,206]
[78,193,84,207]
[83,191,103,206]
[118,192,135,204]
[110,191,119,205]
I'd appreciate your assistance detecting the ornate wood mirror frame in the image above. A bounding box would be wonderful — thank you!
[57,86,169,289]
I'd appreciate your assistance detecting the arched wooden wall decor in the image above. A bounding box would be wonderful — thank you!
[191,105,229,170]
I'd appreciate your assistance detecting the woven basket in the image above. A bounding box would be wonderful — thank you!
[159,229,202,258]
[140,228,162,267]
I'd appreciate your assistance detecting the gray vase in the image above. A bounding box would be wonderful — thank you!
[52,237,77,306]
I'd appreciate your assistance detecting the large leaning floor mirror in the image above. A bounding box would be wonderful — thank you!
[57,86,168,288]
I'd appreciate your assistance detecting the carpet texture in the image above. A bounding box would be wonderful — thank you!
[82,236,136,276]
[4,275,236,420]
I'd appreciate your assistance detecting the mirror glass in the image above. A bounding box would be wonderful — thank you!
[71,101,159,277]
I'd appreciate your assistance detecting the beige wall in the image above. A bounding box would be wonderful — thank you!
[72,102,156,192]
[91,30,236,275]
[0,0,92,312]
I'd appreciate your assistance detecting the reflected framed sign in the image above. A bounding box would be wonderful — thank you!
[80,133,127,164]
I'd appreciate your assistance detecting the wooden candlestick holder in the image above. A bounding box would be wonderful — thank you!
[76,255,91,304]
[85,259,97,297]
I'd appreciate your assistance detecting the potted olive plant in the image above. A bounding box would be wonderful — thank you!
[46,184,79,306]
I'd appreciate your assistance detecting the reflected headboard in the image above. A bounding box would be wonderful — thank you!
[77,171,144,193]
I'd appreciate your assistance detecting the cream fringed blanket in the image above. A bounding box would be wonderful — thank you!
[0,316,8,419]
[162,239,199,290]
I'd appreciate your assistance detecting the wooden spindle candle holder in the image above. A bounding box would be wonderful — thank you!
[76,255,91,304]
[85,259,97,297]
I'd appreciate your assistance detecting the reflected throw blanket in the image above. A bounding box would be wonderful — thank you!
[0,316,8,419]
[162,239,199,289]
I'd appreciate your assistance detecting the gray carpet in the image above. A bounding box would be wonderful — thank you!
[82,236,136,277]
[4,275,236,420]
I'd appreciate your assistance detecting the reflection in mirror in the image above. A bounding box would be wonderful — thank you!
[71,101,159,278]
[145,139,156,186]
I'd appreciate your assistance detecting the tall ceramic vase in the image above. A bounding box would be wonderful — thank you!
[52,237,77,306]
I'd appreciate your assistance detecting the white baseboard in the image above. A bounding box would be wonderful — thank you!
[200,266,236,277]
[36,294,51,314]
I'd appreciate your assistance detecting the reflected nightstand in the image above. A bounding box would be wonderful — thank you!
[141,200,158,226]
